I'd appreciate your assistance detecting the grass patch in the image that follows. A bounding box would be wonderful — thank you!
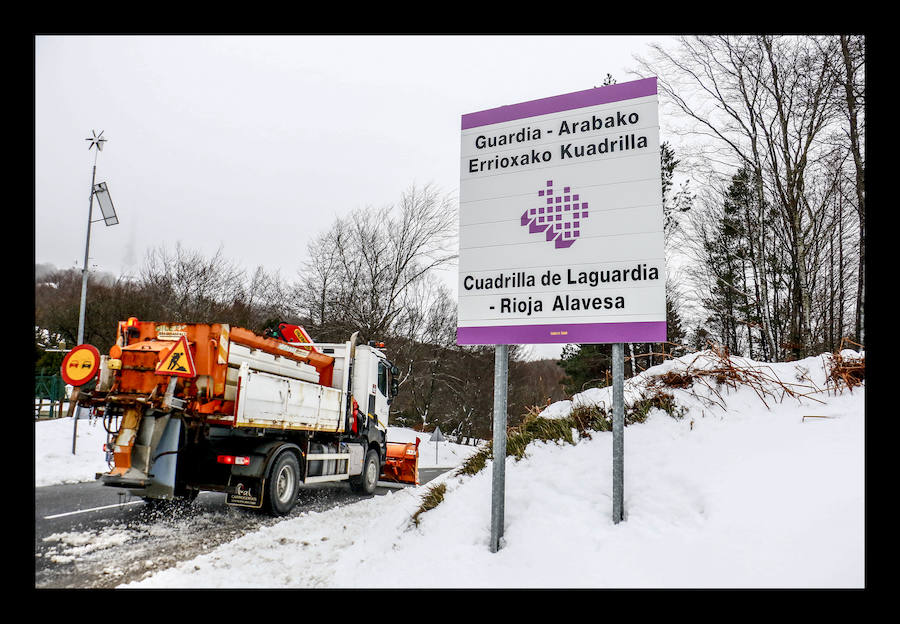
[628,390,688,423]
[506,411,576,459]
[453,388,685,478]
[410,482,447,527]
[569,402,611,436]
[456,448,489,477]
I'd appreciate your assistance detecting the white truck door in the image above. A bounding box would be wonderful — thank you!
[352,346,390,434]
[373,357,390,431]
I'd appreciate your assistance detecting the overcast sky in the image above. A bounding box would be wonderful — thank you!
[34,34,675,358]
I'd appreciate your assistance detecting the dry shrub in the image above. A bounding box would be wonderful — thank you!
[655,370,695,388]
[647,343,826,409]
[826,339,865,393]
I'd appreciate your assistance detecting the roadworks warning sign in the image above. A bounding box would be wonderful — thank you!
[155,336,196,378]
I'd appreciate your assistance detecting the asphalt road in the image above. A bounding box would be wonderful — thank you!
[35,466,448,588]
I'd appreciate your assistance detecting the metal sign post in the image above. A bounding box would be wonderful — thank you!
[612,343,625,523]
[490,344,508,553]
[430,425,446,465]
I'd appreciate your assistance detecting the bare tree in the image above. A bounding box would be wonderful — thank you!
[635,35,857,359]
[296,183,457,343]
[837,34,865,344]
[139,243,246,322]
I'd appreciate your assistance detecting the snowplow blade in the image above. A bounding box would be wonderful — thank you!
[380,439,420,486]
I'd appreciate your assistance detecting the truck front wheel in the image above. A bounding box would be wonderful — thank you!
[349,448,380,495]
[265,451,300,516]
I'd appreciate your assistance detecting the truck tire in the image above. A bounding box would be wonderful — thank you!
[349,448,379,495]
[265,451,301,516]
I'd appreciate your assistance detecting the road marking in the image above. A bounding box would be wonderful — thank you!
[44,500,143,519]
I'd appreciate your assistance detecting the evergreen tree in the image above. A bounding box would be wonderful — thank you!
[661,141,692,238]
[663,297,688,357]
[695,165,769,356]
[558,343,614,396]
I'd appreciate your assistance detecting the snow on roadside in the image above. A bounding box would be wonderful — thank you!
[119,350,864,589]
[34,416,111,487]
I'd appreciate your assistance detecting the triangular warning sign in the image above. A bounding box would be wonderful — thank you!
[156,336,196,378]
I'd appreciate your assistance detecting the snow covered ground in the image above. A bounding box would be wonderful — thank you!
[34,350,865,588]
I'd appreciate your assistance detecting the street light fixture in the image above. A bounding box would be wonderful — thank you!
[93,181,118,226]
[73,130,118,454]
[76,130,118,346]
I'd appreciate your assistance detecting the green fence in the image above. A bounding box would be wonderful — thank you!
[35,370,67,418]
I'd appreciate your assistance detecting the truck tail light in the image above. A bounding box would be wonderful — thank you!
[217,455,250,466]
[351,398,359,434]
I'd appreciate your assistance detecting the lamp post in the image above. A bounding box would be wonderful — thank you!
[73,130,119,454]
[77,130,113,344]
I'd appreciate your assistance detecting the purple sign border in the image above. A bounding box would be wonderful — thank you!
[461,77,657,130]
[457,321,667,345]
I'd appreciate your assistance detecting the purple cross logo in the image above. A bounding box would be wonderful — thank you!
[520,180,589,249]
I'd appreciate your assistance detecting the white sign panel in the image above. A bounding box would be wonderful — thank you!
[457,77,667,345]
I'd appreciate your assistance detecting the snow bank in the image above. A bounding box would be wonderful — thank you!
[34,416,111,487]
[118,350,864,588]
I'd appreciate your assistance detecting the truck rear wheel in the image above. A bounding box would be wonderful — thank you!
[349,448,379,495]
[265,451,300,516]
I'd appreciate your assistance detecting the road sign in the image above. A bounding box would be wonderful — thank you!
[155,336,196,378]
[457,77,666,346]
[430,426,446,468]
[60,344,101,386]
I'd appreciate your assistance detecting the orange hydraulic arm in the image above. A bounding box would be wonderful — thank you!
[229,327,335,387]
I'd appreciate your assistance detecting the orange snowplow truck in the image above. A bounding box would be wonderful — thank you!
[67,319,418,515]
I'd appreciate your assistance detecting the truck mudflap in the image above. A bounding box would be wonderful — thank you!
[380,439,420,486]
[226,478,264,508]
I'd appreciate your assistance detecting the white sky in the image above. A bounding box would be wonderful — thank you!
[34,34,675,359]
